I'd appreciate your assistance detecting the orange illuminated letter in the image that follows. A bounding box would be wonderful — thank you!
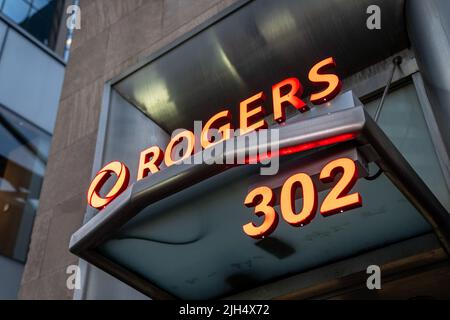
[280,173,317,226]
[164,130,195,167]
[272,77,307,123]
[87,161,130,209]
[201,110,232,149]
[137,146,163,181]
[239,92,267,136]
[243,186,278,239]
[319,157,362,216]
[308,57,342,105]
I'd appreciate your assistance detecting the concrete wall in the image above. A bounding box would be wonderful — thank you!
[18,0,239,300]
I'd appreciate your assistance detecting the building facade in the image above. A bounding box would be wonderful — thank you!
[17,0,450,300]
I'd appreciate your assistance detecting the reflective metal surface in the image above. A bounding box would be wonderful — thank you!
[114,0,408,133]
[70,93,367,255]
[70,92,450,299]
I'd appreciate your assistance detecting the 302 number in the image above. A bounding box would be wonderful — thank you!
[243,157,362,239]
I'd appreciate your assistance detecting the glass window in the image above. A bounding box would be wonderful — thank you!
[0,104,50,263]
[1,0,64,50]
[364,81,450,211]
[2,0,31,24]
[33,0,52,10]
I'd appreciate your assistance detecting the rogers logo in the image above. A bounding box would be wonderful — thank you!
[86,57,344,211]
[87,161,130,209]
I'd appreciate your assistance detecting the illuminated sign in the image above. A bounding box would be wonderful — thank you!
[243,157,362,239]
[87,57,342,210]
[70,0,450,299]
[86,161,129,209]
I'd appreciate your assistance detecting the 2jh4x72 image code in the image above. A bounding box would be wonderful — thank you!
[178,304,270,317]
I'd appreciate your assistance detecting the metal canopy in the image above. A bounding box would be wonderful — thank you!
[69,0,450,300]
[113,0,408,133]
[70,92,450,299]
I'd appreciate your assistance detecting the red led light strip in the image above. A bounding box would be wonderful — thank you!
[246,132,358,163]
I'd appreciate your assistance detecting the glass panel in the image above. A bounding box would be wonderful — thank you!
[365,82,450,211]
[0,19,6,45]
[32,0,51,10]
[2,0,31,24]
[0,28,65,133]
[98,148,432,299]
[0,255,23,299]
[0,105,50,263]
[1,0,63,50]
[19,0,59,47]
